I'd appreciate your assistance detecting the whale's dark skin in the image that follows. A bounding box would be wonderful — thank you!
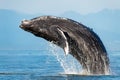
[20,16,110,75]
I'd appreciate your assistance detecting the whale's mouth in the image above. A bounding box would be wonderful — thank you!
[20,20,32,30]
[19,20,35,33]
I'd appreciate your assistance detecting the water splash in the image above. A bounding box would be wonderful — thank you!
[48,42,82,74]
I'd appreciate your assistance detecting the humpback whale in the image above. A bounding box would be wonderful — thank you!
[20,16,110,75]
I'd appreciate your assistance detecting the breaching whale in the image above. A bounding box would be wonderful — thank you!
[20,16,110,75]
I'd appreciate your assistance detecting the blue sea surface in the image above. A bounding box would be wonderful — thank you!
[0,50,120,80]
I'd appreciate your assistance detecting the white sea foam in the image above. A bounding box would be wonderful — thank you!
[48,42,82,74]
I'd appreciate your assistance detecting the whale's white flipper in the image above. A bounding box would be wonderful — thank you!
[57,28,69,55]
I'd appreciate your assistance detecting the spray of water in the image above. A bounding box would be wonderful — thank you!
[48,42,82,74]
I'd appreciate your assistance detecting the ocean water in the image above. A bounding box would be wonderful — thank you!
[0,47,120,80]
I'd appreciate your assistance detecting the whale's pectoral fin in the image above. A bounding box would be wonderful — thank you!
[57,28,69,55]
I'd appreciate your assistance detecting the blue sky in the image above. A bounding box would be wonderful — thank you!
[0,0,120,15]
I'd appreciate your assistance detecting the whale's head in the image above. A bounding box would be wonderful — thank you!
[20,16,69,51]
[20,16,60,42]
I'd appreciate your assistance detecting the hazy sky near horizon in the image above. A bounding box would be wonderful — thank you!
[0,0,120,15]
